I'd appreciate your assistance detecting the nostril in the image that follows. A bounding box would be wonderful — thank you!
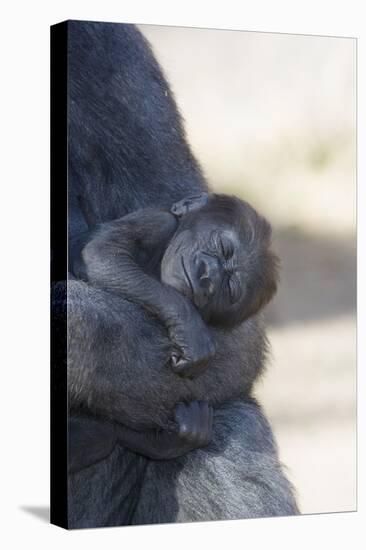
[200,276,214,296]
[197,259,209,279]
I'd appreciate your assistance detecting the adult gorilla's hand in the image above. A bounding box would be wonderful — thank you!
[174,401,213,447]
[119,401,214,460]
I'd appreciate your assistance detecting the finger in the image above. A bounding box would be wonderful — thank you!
[207,406,214,441]
[171,356,189,375]
[174,402,185,423]
[174,403,189,438]
[188,401,200,442]
[198,401,210,444]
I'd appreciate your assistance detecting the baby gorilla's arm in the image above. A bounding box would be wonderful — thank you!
[79,209,215,378]
[68,402,213,472]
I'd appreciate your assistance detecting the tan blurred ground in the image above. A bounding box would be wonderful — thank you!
[140,25,356,515]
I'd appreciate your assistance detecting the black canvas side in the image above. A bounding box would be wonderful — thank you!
[50,20,68,530]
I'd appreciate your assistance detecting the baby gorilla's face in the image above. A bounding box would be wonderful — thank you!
[161,194,279,328]
[161,224,244,317]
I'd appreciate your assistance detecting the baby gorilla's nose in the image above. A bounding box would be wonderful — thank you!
[197,256,209,279]
[194,253,221,306]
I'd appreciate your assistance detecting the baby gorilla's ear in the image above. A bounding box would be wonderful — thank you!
[171,193,210,218]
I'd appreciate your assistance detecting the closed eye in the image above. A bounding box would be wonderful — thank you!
[207,231,220,257]
[209,231,234,260]
[220,235,234,260]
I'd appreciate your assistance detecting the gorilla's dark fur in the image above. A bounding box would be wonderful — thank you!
[54,20,298,528]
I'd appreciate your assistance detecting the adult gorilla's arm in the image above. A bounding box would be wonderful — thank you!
[68,402,213,473]
[54,279,215,468]
[58,278,266,432]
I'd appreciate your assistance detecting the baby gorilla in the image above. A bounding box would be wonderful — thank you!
[69,193,278,468]
[78,192,278,378]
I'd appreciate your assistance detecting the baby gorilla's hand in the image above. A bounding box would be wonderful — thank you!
[174,401,213,448]
[169,316,216,378]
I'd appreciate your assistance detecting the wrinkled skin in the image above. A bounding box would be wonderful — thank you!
[162,192,279,328]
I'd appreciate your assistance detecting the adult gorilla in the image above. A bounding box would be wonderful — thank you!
[52,21,298,527]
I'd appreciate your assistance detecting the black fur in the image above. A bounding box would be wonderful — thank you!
[54,20,298,527]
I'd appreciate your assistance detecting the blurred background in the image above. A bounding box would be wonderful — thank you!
[140,25,357,515]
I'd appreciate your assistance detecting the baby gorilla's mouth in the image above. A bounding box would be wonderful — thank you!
[181,256,194,299]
